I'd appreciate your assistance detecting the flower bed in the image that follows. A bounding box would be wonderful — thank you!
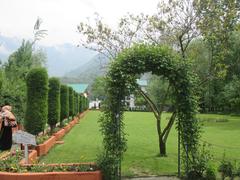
[0,171,102,180]
[0,152,102,180]
[63,124,71,133]
[19,150,38,164]
[35,136,56,156]
[0,170,102,180]
[53,128,65,141]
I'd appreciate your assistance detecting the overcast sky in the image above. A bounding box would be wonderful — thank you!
[0,0,160,46]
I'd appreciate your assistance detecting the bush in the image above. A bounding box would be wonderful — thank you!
[48,77,60,132]
[186,143,215,180]
[74,91,79,115]
[68,87,74,117]
[218,159,233,180]
[79,95,82,113]
[60,85,69,125]
[205,166,216,180]
[25,68,48,135]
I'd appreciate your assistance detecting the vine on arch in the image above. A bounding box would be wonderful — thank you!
[99,44,200,180]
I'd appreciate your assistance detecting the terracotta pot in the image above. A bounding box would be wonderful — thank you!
[35,136,56,156]
[0,171,102,180]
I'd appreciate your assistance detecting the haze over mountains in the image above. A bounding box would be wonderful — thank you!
[0,35,101,78]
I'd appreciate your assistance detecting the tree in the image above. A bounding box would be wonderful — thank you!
[25,68,48,135]
[60,85,69,126]
[0,40,46,124]
[90,76,107,100]
[68,87,74,117]
[0,18,47,124]
[48,77,60,132]
[192,0,239,112]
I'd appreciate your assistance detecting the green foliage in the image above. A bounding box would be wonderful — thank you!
[48,77,60,130]
[74,92,79,115]
[0,40,45,124]
[25,67,48,135]
[78,95,82,113]
[222,76,240,112]
[60,85,69,124]
[147,75,173,110]
[68,87,74,117]
[100,44,199,179]
[90,76,107,100]
[186,143,214,180]
[218,158,234,179]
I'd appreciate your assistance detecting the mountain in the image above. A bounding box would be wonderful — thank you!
[0,35,96,76]
[63,53,109,85]
[44,44,96,77]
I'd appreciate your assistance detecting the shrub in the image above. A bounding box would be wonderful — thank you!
[205,166,216,180]
[218,158,233,180]
[25,68,48,135]
[68,87,74,117]
[60,85,69,125]
[187,143,214,180]
[48,77,60,132]
[75,93,79,115]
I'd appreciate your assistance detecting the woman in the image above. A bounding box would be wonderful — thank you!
[0,105,17,151]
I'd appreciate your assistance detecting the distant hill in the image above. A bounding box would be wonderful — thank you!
[63,53,109,85]
[0,35,96,76]
[45,44,96,77]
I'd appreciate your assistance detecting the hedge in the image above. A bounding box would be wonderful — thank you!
[25,68,48,135]
[68,87,74,117]
[48,77,60,131]
[60,85,69,125]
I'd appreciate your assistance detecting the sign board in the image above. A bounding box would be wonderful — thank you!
[13,130,36,146]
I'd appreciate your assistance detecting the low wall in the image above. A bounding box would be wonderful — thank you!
[0,171,102,180]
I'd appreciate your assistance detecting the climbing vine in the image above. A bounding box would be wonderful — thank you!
[99,44,200,180]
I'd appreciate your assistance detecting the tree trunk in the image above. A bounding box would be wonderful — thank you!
[159,139,166,156]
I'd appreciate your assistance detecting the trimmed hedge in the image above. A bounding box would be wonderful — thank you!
[75,92,79,115]
[68,87,74,117]
[60,85,69,124]
[25,68,48,135]
[79,95,83,113]
[48,77,60,131]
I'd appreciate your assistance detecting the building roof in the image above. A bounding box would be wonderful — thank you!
[67,83,88,94]
[137,79,147,86]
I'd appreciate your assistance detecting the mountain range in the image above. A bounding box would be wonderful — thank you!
[62,53,109,84]
[0,35,97,77]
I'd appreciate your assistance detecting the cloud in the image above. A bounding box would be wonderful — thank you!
[0,0,159,46]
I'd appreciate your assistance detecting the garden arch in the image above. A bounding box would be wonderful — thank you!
[100,44,199,180]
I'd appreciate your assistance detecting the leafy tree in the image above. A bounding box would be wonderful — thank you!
[192,0,239,112]
[147,75,173,111]
[48,77,60,132]
[25,68,48,135]
[0,41,46,124]
[0,18,47,124]
[90,76,107,100]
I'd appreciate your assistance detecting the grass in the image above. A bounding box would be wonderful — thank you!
[40,111,240,176]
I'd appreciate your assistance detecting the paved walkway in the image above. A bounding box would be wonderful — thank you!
[123,176,179,180]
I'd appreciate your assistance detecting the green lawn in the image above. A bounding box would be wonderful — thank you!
[40,111,240,176]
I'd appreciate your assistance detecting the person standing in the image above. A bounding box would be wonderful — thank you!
[0,105,17,151]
